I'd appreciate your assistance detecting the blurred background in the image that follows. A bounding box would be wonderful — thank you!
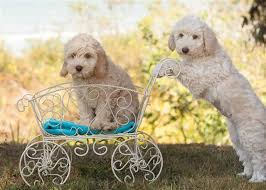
[0,0,265,144]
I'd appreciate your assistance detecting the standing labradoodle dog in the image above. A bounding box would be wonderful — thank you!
[154,16,266,182]
[61,34,139,130]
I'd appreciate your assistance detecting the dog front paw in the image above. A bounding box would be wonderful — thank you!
[90,120,104,130]
[237,172,251,177]
[249,176,266,183]
[90,121,118,131]
[249,173,266,182]
[102,122,118,131]
[152,59,180,78]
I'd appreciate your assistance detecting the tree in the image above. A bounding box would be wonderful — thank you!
[242,0,266,45]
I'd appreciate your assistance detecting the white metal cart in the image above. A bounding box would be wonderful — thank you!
[17,58,179,186]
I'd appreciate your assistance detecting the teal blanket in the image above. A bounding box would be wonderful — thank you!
[43,119,136,136]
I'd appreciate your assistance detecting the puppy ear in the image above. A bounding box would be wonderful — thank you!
[60,62,68,77]
[203,26,219,56]
[95,46,108,78]
[168,33,176,51]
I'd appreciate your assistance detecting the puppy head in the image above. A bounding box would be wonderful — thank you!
[61,34,107,79]
[168,16,219,59]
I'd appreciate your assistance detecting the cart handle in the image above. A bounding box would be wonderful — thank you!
[17,94,33,112]
[136,58,181,128]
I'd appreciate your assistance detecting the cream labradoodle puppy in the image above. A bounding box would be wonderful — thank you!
[61,34,139,130]
[154,16,266,182]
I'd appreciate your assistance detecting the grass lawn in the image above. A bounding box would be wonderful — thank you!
[1,143,266,190]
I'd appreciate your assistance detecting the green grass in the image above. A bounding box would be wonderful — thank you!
[1,143,266,190]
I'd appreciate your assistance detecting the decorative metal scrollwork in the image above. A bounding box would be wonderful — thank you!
[19,83,141,136]
[17,94,33,112]
[17,58,179,186]
[73,140,90,157]
[19,141,71,186]
[111,134,163,184]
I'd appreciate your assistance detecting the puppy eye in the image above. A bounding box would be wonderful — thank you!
[84,53,91,59]
[178,33,184,38]
[192,35,199,39]
[71,53,76,58]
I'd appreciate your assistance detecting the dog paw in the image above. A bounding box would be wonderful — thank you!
[90,121,104,130]
[102,122,118,131]
[237,172,250,177]
[249,174,266,183]
[249,178,265,183]
[237,172,246,177]
[90,121,118,131]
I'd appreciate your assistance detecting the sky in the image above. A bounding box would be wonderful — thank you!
[0,0,209,55]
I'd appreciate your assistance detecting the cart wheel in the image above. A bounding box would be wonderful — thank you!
[19,141,71,186]
[111,135,163,184]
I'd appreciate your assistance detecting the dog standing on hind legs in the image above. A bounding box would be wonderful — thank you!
[154,16,266,182]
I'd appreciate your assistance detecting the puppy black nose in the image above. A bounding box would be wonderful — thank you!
[76,65,83,72]
[182,47,189,54]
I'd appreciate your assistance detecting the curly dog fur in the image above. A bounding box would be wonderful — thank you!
[157,16,266,182]
[61,34,139,130]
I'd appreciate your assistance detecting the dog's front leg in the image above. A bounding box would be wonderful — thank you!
[77,99,95,126]
[152,59,182,78]
[91,101,117,130]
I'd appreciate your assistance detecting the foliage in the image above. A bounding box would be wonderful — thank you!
[242,0,266,45]
[0,0,265,145]
[0,42,17,74]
